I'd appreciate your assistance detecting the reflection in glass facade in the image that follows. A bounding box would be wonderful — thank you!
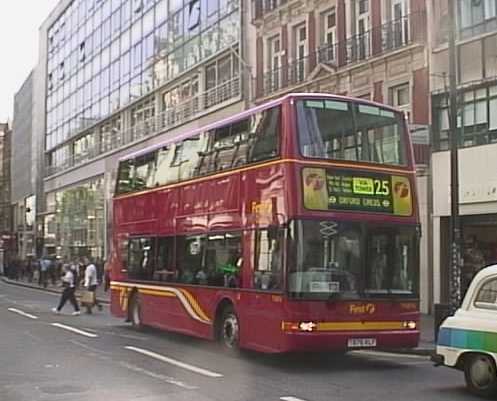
[44,176,105,259]
[46,0,241,152]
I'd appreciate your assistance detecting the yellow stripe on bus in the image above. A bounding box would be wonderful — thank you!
[139,289,176,297]
[316,321,405,332]
[111,282,211,324]
[179,288,211,323]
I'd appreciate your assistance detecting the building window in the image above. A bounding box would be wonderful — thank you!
[433,85,497,151]
[267,35,282,92]
[390,83,410,108]
[131,97,155,140]
[293,24,307,83]
[204,52,239,107]
[358,0,369,14]
[354,0,370,60]
[59,62,65,81]
[264,0,279,12]
[459,0,497,38]
[188,0,201,31]
[48,73,54,90]
[319,8,337,63]
[390,0,409,48]
[133,0,143,13]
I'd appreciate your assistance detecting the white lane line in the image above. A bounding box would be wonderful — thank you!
[352,350,429,360]
[8,308,38,320]
[51,323,98,338]
[125,346,223,378]
[119,361,198,390]
[280,397,310,401]
[69,341,196,390]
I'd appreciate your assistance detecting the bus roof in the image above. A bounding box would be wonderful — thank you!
[120,92,403,162]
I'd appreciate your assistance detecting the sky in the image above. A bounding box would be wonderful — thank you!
[0,1,59,122]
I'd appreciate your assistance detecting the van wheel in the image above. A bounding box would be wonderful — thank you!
[464,354,497,397]
[129,294,143,330]
[219,306,240,351]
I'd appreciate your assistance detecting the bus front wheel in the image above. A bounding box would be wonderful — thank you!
[219,306,240,351]
[129,293,143,330]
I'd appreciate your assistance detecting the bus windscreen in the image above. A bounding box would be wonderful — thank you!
[288,220,418,300]
[297,99,407,166]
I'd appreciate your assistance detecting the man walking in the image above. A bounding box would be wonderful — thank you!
[52,264,80,315]
[39,256,50,288]
[84,257,102,313]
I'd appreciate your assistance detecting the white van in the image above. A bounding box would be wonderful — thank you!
[434,265,497,397]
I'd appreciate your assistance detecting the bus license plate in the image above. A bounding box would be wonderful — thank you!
[347,338,377,348]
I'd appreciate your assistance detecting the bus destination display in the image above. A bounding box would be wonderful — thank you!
[303,168,412,216]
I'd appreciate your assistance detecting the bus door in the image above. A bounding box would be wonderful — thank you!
[245,228,285,350]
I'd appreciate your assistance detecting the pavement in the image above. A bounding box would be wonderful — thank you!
[0,279,474,401]
[1,275,110,304]
[1,274,436,355]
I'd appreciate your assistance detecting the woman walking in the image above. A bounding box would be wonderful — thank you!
[52,264,80,315]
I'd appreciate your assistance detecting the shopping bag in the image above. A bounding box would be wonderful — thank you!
[80,290,96,306]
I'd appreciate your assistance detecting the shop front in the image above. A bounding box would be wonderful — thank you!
[44,176,105,261]
[432,143,497,305]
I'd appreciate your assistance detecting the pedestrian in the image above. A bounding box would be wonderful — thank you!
[52,264,80,315]
[104,259,111,293]
[39,256,50,288]
[95,257,104,284]
[70,259,80,289]
[50,256,58,285]
[83,257,102,313]
[25,256,33,282]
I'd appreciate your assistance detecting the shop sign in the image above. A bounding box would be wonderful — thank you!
[460,182,497,204]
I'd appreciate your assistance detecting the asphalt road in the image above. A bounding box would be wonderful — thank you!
[0,280,479,401]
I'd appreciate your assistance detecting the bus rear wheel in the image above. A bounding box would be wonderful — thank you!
[464,353,497,397]
[129,293,143,330]
[219,306,240,351]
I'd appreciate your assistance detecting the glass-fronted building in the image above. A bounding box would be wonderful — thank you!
[38,0,246,260]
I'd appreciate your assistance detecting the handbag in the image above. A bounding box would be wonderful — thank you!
[80,290,96,306]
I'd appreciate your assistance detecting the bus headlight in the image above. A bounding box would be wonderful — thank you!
[299,322,317,332]
[403,321,417,330]
[281,321,318,332]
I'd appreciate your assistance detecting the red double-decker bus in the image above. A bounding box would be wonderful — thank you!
[110,93,420,353]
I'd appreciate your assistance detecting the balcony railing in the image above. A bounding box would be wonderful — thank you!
[263,57,309,95]
[261,12,424,97]
[45,77,241,177]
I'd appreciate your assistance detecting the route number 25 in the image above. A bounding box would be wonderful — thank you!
[374,179,390,195]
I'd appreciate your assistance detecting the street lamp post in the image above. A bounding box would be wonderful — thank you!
[448,0,461,312]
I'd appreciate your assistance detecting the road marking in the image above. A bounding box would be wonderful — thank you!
[125,346,223,378]
[8,308,38,320]
[68,341,196,390]
[51,323,98,338]
[280,397,310,401]
[352,350,430,360]
[119,361,197,390]
[101,330,148,341]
